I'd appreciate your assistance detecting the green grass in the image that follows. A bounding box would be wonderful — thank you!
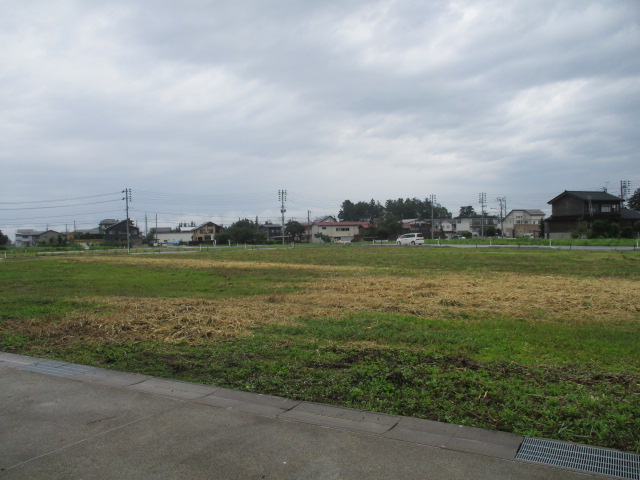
[1,247,638,452]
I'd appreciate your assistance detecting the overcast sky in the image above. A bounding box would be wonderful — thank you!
[1,0,639,235]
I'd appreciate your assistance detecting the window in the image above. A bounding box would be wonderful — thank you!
[337,227,350,232]
[601,204,611,213]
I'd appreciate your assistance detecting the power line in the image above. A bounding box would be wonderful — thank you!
[0,191,121,205]
[0,199,122,211]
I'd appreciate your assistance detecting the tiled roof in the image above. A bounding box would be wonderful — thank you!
[548,191,622,204]
[314,222,371,227]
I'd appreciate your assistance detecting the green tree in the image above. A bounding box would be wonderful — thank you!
[285,220,305,242]
[0,230,8,246]
[620,226,634,238]
[372,213,403,240]
[485,226,497,237]
[458,206,476,217]
[571,220,588,239]
[314,232,331,243]
[338,200,356,221]
[627,188,640,211]
[225,219,267,244]
[588,220,619,238]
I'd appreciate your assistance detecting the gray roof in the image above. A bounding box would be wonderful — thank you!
[620,208,640,220]
[548,191,622,204]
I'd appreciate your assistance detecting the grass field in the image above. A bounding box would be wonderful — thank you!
[1,246,638,452]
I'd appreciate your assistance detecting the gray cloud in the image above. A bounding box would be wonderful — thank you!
[1,0,639,236]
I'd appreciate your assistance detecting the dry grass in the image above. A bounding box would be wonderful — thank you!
[13,268,639,346]
[69,255,367,274]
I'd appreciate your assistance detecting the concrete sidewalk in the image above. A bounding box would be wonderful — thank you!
[0,352,626,479]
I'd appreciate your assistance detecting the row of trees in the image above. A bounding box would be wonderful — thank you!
[215,219,307,245]
[338,197,453,222]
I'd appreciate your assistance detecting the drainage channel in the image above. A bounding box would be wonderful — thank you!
[516,437,639,479]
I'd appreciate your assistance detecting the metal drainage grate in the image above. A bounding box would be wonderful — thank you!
[516,437,639,479]
[21,361,91,378]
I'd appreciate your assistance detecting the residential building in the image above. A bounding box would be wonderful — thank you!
[104,220,141,244]
[502,209,545,238]
[192,222,223,243]
[258,222,283,242]
[402,218,446,237]
[544,190,640,238]
[155,231,193,245]
[310,222,371,243]
[440,220,455,237]
[453,215,499,237]
[15,229,61,247]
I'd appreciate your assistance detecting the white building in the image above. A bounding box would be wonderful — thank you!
[310,222,371,243]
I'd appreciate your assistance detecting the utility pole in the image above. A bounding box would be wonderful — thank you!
[144,213,148,238]
[278,189,287,245]
[496,197,506,236]
[430,194,436,239]
[123,188,131,253]
[621,180,631,202]
[479,192,486,237]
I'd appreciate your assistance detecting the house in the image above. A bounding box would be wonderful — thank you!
[192,222,223,243]
[258,222,283,242]
[440,219,456,237]
[15,229,61,247]
[402,218,445,238]
[310,222,371,243]
[155,231,193,245]
[544,190,640,238]
[453,215,499,237]
[103,220,141,245]
[502,209,545,238]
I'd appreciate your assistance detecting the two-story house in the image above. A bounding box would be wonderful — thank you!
[454,215,499,237]
[310,222,371,243]
[258,223,283,242]
[192,222,223,243]
[502,209,545,238]
[544,191,640,238]
[104,220,141,245]
[15,229,61,246]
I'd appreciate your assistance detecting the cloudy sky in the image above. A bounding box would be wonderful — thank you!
[1,0,639,235]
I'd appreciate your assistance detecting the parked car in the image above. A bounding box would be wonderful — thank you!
[396,233,424,245]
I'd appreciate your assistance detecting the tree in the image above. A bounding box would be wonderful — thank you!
[458,206,476,218]
[314,232,331,243]
[571,221,588,239]
[628,188,640,212]
[0,230,8,246]
[485,226,497,237]
[285,220,305,242]
[371,213,403,240]
[588,220,619,239]
[225,219,267,244]
[338,200,356,221]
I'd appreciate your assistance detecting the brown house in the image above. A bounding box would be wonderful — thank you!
[192,222,222,243]
[544,191,640,238]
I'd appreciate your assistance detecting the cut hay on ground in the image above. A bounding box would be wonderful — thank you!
[13,269,639,346]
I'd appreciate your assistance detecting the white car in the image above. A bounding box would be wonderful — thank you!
[396,233,424,245]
